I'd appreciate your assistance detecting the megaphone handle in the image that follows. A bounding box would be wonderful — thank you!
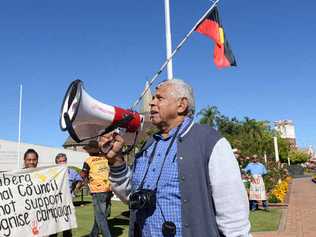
[101,140,115,154]
[100,130,139,156]
[122,130,139,156]
[98,114,134,137]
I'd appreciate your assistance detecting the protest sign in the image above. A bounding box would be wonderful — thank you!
[0,165,77,237]
[249,174,267,200]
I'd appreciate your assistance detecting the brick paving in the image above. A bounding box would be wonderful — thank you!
[253,177,316,237]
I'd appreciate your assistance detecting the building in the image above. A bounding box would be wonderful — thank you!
[274,120,296,148]
[0,139,88,171]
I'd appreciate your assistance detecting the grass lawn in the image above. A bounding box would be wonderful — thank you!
[72,197,129,237]
[250,208,282,232]
[70,196,282,236]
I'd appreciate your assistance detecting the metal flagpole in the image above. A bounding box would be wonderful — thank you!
[17,84,23,169]
[131,0,220,110]
[164,0,174,80]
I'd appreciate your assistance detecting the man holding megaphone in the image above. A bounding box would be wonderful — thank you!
[96,79,252,237]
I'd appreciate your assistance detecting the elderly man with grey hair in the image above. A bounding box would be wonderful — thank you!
[99,79,251,237]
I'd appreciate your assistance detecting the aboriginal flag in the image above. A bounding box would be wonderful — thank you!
[195,6,237,69]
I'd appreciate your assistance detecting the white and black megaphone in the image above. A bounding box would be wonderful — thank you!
[60,80,145,144]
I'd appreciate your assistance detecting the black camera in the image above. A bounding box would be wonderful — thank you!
[129,189,156,210]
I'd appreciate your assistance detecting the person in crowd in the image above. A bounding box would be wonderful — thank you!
[55,153,83,195]
[80,141,112,237]
[49,153,83,237]
[24,148,39,168]
[244,155,269,211]
[99,79,251,237]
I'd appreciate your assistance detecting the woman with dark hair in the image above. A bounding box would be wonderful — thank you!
[23,148,39,168]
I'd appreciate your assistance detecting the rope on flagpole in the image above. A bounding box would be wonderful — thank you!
[130,0,220,110]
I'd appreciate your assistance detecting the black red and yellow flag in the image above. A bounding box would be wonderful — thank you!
[195,6,237,69]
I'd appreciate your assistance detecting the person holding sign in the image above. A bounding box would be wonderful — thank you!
[244,155,269,211]
[23,148,39,169]
[98,79,251,237]
[49,153,83,237]
[80,141,112,237]
[55,153,83,196]
[0,154,77,236]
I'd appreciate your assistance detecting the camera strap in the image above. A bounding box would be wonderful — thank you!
[153,125,181,189]
[138,123,182,190]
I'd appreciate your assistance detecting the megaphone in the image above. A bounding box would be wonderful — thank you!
[60,80,145,144]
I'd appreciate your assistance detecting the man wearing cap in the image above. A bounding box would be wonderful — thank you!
[80,141,112,237]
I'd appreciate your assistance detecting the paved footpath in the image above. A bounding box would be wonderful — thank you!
[253,177,316,237]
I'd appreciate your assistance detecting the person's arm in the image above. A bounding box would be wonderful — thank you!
[109,162,132,203]
[72,169,84,191]
[99,133,132,203]
[209,138,252,237]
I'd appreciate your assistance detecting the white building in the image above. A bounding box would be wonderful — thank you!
[0,139,88,171]
[274,120,296,147]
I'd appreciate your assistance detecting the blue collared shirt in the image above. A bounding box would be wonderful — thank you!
[68,167,82,194]
[131,117,192,237]
[244,162,267,176]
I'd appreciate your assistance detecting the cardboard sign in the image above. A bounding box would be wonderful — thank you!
[0,165,77,237]
[249,175,267,200]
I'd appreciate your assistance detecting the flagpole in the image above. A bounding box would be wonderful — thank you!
[274,136,280,163]
[131,0,220,110]
[17,84,23,169]
[164,0,174,80]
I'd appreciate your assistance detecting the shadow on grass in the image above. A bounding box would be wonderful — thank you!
[73,200,92,206]
[108,217,129,236]
[121,210,130,218]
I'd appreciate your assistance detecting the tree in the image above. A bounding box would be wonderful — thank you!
[197,106,219,128]
[287,149,309,164]
[197,105,290,163]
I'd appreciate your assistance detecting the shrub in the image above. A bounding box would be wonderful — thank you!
[268,177,291,203]
[288,150,309,165]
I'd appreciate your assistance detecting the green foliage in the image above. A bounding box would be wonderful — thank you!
[288,149,309,164]
[198,105,291,194]
[197,105,290,162]
[198,106,220,128]
[263,162,288,192]
[268,194,279,203]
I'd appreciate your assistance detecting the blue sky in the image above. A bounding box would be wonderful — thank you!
[1,0,315,149]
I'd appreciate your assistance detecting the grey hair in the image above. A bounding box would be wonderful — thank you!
[55,153,67,164]
[157,79,195,116]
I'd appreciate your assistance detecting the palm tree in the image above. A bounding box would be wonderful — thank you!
[198,106,219,128]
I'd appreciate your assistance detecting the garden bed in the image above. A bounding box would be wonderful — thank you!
[268,177,292,205]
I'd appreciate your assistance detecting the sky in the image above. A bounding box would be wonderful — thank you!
[0,0,315,149]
